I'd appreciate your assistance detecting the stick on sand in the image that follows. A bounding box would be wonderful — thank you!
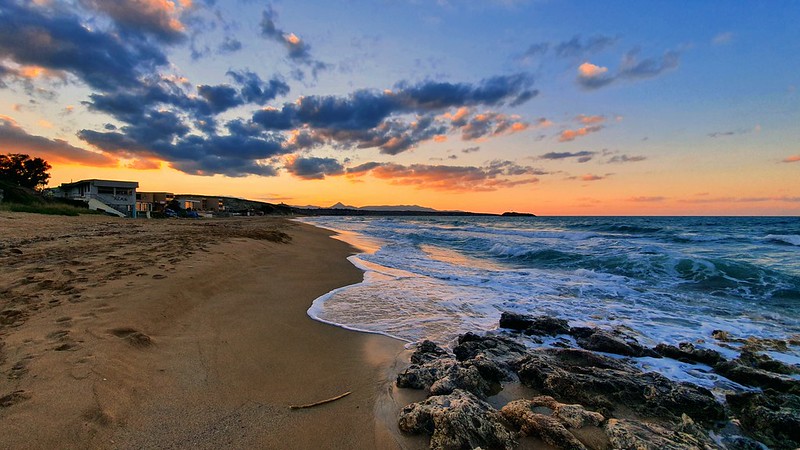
[289,391,352,410]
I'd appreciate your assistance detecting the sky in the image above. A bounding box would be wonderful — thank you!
[0,0,798,215]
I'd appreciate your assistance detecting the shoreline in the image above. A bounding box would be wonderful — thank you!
[0,213,411,449]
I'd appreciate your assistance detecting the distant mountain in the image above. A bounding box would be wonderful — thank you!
[323,202,441,212]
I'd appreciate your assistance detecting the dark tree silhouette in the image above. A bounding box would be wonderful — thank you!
[0,153,52,189]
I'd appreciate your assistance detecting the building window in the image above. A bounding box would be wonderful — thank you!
[98,187,114,194]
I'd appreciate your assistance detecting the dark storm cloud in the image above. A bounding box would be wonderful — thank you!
[197,84,244,113]
[226,70,290,105]
[540,151,596,162]
[284,156,345,179]
[0,1,168,91]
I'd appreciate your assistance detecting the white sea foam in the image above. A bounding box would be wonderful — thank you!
[300,216,800,391]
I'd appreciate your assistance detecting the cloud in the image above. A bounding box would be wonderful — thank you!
[554,35,619,58]
[218,36,242,54]
[628,196,666,202]
[577,49,680,90]
[458,112,528,140]
[712,32,733,45]
[606,154,646,163]
[0,115,116,166]
[540,151,596,162]
[567,173,607,182]
[79,0,192,43]
[227,70,290,105]
[0,1,169,91]
[576,114,605,125]
[345,160,544,192]
[461,146,480,154]
[284,156,345,179]
[782,155,800,163]
[259,5,329,78]
[558,125,603,142]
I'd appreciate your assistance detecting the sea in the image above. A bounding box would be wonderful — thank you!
[300,216,800,390]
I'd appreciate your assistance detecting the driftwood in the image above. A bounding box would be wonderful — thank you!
[289,391,352,410]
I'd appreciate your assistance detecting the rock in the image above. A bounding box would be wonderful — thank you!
[412,340,451,365]
[397,355,493,398]
[736,350,800,375]
[516,348,725,423]
[718,435,769,450]
[499,312,534,331]
[399,389,516,450]
[654,343,725,366]
[575,329,656,358]
[524,316,571,336]
[569,327,596,339]
[726,390,800,449]
[603,417,720,450]
[501,400,588,450]
[714,359,800,394]
[453,333,529,383]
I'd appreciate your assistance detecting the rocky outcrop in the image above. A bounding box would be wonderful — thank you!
[573,329,658,358]
[726,390,800,449]
[498,312,570,336]
[603,416,720,450]
[516,348,725,423]
[501,396,604,450]
[714,357,800,394]
[398,389,516,450]
[654,342,724,366]
[396,342,493,398]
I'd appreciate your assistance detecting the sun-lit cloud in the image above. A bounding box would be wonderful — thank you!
[558,125,603,142]
[576,114,605,125]
[344,160,544,192]
[782,155,800,163]
[577,49,679,90]
[628,196,666,202]
[0,115,116,166]
[79,0,193,43]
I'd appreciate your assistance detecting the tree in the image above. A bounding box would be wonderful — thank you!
[0,153,51,190]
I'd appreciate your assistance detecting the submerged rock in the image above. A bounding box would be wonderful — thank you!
[516,348,725,423]
[727,390,800,449]
[399,389,516,450]
[654,342,725,366]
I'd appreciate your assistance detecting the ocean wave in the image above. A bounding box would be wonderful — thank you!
[764,234,800,246]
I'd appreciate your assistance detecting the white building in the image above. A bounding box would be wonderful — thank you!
[57,179,139,217]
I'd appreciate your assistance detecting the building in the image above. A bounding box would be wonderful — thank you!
[136,191,174,214]
[56,179,139,217]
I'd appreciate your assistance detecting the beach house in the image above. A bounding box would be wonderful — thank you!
[136,191,174,215]
[56,179,139,217]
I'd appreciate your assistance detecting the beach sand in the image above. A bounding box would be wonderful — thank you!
[0,213,412,449]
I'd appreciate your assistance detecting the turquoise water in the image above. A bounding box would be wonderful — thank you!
[302,216,800,380]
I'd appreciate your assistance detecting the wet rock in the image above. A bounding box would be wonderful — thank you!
[654,343,725,366]
[516,348,725,423]
[501,400,588,450]
[736,350,800,375]
[499,312,534,331]
[726,390,800,449]
[718,435,769,450]
[524,316,571,337]
[575,329,656,358]
[452,333,529,381]
[603,417,719,450]
[397,355,493,398]
[412,340,451,365]
[399,389,516,450]
[714,358,800,394]
[569,327,596,339]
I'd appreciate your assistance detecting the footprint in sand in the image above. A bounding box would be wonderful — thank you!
[109,328,153,348]
[0,390,30,408]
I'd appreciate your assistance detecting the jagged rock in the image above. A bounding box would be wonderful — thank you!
[399,389,516,450]
[575,329,656,358]
[569,327,596,339]
[452,333,529,383]
[718,435,768,450]
[726,390,800,449]
[516,348,724,423]
[714,358,800,394]
[397,356,493,398]
[654,343,725,366]
[499,312,534,331]
[501,400,588,450]
[524,316,571,336]
[736,350,800,375]
[603,417,720,450]
[412,340,451,365]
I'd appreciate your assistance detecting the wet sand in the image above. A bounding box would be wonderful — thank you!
[0,213,408,449]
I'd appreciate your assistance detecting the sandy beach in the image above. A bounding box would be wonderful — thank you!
[0,213,409,449]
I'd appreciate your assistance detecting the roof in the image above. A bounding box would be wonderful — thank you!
[60,179,139,189]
